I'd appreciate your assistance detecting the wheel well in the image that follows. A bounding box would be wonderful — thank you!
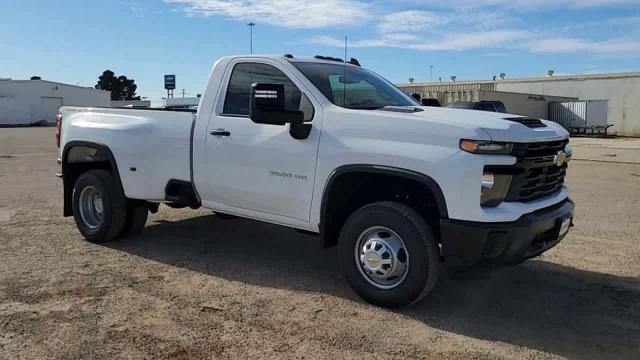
[320,168,446,248]
[62,143,122,217]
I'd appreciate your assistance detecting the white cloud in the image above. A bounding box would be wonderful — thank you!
[309,35,347,47]
[165,0,371,28]
[414,0,640,9]
[309,3,640,55]
[529,37,640,53]
[314,32,640,54]
[377,11,445,34]
[129,2,145,18]
[166,0,640,55]
[484,52,512,57]
[312,30,531,51]
[413,30,531,51]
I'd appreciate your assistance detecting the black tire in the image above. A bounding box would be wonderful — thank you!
[72,169,127,243]
[119,201,149,238]
[338,201,440,308]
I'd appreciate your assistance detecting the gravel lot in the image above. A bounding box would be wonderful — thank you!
[1,128,639,359]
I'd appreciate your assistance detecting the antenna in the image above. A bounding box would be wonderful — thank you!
[343,36,348,107]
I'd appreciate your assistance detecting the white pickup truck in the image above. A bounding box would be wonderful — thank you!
[57,54,574,307]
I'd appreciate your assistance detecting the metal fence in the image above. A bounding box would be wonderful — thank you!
[549,100,609,134]
[550,101,587,129]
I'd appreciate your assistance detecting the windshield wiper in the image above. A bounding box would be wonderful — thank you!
[348,106,386,110]
[377,106,424,113]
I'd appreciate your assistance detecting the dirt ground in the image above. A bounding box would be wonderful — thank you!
[1,128,639,360]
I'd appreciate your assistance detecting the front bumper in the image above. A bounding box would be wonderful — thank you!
[440,199,574,269]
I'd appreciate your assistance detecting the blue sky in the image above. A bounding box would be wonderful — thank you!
[1,0,639,102]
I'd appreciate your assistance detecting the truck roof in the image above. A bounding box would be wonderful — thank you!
[226,54,362,67]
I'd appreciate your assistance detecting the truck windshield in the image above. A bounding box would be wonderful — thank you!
[292,62,417,110]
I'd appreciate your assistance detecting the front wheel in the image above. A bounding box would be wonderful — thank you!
[338,201,440,308]
[72,169,127,243]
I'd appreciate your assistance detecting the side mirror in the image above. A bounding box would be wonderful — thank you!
[250,83,304,126]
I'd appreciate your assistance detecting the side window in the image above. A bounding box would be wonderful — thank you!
[223,63,306,118]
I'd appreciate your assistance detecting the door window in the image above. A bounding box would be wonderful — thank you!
[223,62,312,119]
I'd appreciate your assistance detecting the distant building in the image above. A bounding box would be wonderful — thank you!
[164,96,201,108]
[0,78,110,126]
[398,72,640,136]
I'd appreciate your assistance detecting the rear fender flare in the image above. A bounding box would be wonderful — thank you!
[61,141,123,216]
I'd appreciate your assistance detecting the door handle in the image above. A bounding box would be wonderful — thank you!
[210,129,231,136]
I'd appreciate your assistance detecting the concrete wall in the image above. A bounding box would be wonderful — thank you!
[398,86,576,119]
[0,80,110,125]
[496,76,640,136]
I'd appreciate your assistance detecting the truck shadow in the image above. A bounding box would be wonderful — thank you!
[108,214,640,360]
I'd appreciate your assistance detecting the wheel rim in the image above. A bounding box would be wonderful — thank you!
[78,186,104,229]
[354,226,409,290]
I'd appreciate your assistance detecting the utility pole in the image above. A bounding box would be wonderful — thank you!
[429,65,433,83]
[181,89,186,98]
[248,22,255,54]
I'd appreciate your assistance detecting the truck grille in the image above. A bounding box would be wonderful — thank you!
[505,140,570,203]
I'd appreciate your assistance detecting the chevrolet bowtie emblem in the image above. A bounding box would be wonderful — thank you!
[367,257,380,264]
[554,151,568,167]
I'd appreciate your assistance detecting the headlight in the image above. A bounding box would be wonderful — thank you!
[460,140,514,155]
[481,172,512,207]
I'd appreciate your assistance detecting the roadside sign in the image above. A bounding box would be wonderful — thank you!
[164,75,176,90]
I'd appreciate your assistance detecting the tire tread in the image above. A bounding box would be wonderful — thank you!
[119,201,148,238]
[72,169,127,243]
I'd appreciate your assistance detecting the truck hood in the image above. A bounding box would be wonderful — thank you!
[377,106,569,143]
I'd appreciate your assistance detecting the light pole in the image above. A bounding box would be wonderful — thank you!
[429,65,433,83]
[248,22,255,54]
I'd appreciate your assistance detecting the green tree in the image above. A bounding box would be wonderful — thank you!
[95,70,141,100]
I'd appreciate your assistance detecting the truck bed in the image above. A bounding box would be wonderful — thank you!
[59,106,195,201]
[111,106,197,113]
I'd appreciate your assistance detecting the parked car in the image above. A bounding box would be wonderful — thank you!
[446,100,507,113]
[56,54,573,308]
[409,93,440,107]
[421,98,441,107]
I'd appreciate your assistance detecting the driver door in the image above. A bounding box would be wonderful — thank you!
[201,60,321,223]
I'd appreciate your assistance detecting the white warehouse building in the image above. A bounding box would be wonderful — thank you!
[0,78,110,126]
[399,72,640,137]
